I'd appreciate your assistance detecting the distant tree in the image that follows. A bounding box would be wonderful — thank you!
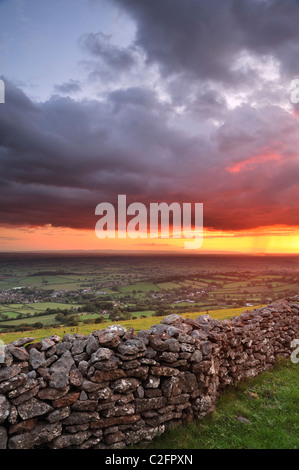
[55,313,65,323]
[109,307,122,321]
[66,315,80,326]
[121,311,132,320]
[95,316,105,324]
[154,307,165,317]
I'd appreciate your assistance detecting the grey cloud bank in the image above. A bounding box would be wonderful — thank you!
[1,0,299,233]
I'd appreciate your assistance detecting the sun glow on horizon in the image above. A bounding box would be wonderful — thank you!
[0,224,299,254]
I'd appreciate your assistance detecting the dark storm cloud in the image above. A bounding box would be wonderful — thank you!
[186,86,229,120]
[2,0,299,233]
[1,77,299,232]
[0,79,187,228]
[79,31,138,82]
[112,0,299,82]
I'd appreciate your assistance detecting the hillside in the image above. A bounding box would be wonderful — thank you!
[0,297,298,449]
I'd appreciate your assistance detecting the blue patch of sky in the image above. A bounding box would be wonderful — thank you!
[0,0,136,101]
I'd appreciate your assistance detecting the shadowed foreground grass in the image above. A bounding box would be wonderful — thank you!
[132,358,299,449]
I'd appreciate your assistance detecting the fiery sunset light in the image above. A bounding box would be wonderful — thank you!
[1,0,299,254]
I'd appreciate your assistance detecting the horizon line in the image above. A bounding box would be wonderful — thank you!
[0,249,299,257]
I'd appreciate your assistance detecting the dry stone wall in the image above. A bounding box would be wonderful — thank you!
[0,296,299,449]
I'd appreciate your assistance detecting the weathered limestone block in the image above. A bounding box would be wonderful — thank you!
[8,422,62,449]
[104,430,125,445]
[40,338,56,351]
[8,417,38,435]
[149,335,169,352]
[190,349,203,363]
[11,337,35,348]
[96,332,121,349]
[6,345,29,362]
[143,375,160,389]
[117,339,146,356]
[178,371,199,394]
[192,395,215,418]
[93,356,121,371]
[101,403,135,418]
[17,398,53,420]
[161,314,184,325]
[49,350,74,389]
[56,342,72,356]
[135,397,167,413]
[46,406,70,423]
[126,366,149,380]
[71,338,88,356]
[103,324,127,337]
[37,385,69,400]
[0,364,22,383]
[89,414,141,430]
[110,378,140,394]
[159,352,179,362]
[91,369,125,382]
[0,298,297,450]
[29,348,46,370]
[90,348,112,363]
[62,411,100,426]
[0,395,10,424]
[164,338,180,352]
[150,366,179,376]
[144,389,162,398]
[0,373,27,394]
[85,335,99,356]
[50,430,92,449]
[52,392,80,408]
[161,376,182,398]
[10,385,40,406]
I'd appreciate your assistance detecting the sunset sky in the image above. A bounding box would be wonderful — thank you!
[1,0,299,253]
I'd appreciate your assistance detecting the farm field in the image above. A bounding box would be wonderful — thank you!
[0,301,83,329]
[118,281,161,293]
[0,253,297,451]
[0,252,298,335]
[1,313,59,327]
[0,304,258,344]
[0,302,79,315]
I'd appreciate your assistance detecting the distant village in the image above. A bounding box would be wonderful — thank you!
[0,280,260,311]
[0,287,79,304]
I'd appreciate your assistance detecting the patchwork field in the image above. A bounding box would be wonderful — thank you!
[0,253,298,450]
[0,304,259,344]
[0,253,298,336]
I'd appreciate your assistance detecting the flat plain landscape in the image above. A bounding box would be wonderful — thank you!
[1,252,299,450]
[0,252,299,343]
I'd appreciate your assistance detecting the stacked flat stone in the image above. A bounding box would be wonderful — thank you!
[0,296,298,449]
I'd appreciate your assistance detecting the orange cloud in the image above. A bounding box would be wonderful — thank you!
[1,224,299,254]
[226,153,281,174]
